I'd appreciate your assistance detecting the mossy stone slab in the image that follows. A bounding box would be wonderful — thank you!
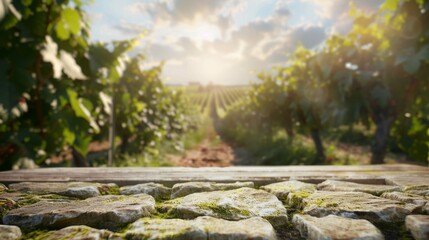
[120,182,171,200]
[406,215,429,240]
[318,180,401,196]
[8,182,119,199]
[385,176,429,191]
[293,214,384,240]
[161,187,287,227]
[125,216,277,240]
[171,181,254,199]
[3,194,155,229]
[303,191,419,223]
[260,180,316,200]
[381,192,428,207]
[30,225,113,240]
[0,225,21,240]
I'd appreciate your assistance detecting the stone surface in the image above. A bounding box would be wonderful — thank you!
[293,214,384,240]
[33,225,113,240]
[161,187,288,227]
[0,192,79,209]
[260,180,316,201]
[385,176,429,191]
[318,180,401,196]
[424,203,429,214]
[120,182,171,200]
[406,215,429,240]
[0,225,22,240]
[8,182,119,199]
[303,191,418,223]
[126,218,204,240]
[0,183,7,193]
[125,216,277,240]
[407,190,429,197]
[171,181,254,199]
[381,192,428,207]
[3,194,155,229]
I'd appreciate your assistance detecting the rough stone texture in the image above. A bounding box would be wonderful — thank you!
[3,194,155,229]
[34,225,113,240]
[424,203,429,214]
[407,190,429,197]
[8,182,119,199]
[385,176,429,191]
[0,183,7,193]
[293,214,384,240]
[303,191,419,223]
[171,181,254,199]
[199,216,278,240]
[125,216,277,240]
[318,180,401,196]
[120,182,171,200]
[0,225,22,240]
[161,187,288,227]
[126,218,204,240]
[60,186,101,199]
[406,215,429,240]
[260,180,316,201]
[381,192,428,207]
[0,192,79,209]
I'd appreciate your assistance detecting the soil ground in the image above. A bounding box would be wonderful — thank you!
[168,138,236,167]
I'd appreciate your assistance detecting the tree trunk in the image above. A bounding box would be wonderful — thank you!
[371,114,394,164]
[71,147,88,167]
[120,133,129,154]
[310,128,325,164]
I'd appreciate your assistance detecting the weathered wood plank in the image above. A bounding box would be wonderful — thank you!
[0,164,427,186]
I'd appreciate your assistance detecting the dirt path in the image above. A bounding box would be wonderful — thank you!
[168,139,236,167]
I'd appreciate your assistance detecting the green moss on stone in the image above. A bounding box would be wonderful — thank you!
[197,202,251,218]
[98,185,120,195]
[18,194,40,206]
[293,191,311,198]
[21,229,50,240]
[0,198,17,216]
[42,194,79,201]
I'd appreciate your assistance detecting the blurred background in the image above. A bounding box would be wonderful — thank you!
[0,0,428,170]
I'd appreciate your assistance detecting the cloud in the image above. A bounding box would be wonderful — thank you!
[287,25,326,49]
[116,0,384,85]
[299,0,384,20]
[127,0,329,85]
[128,0,244,32]
[115,22,148,36]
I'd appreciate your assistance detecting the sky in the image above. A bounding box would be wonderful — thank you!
[84,0,385,85]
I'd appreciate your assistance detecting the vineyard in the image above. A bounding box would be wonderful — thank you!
[183,86,249,117]
[0,0,428,170]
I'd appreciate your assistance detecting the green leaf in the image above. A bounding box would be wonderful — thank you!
[73,131,91,156]
[382,0,400,11]
[55,20,70,40]
[63,127,76,145]
[67,88,90,122]
[62,8,81,35]
[21,0,32,6]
